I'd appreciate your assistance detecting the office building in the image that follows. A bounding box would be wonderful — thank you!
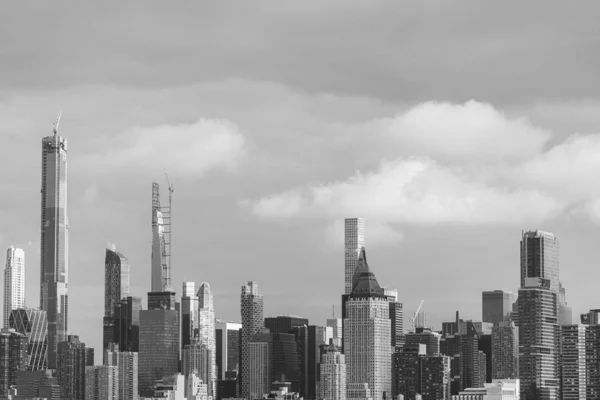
[103,249,130,350]
[152,373,185,398]
[57,335,94,400]
[15,370,61,400]
[319,342,345,400]
[344,218,365,295]
[187,371,210,400]
[85,365,118,400]
[420,354,451,400]
[198,282,216,399]
[517,278,560,400]
[40,120,69,369]
[151,182,171,292]
[0,329,27,397]
[561,325,586,400]
[112,296,142,352]
[104,346,138,400]
[182,282,199,349]
[216,320,241,379]
[182,342,211,394]
[520,230,560,293]
[405,329,441,356]
[491,322,518,380]
[247,342,269,400]
[389,301,404,348]
[138,300,179,397]
[326,318,342,346]
[8,308,48,371]
[393,343,426,399]
[264,316,309,335]
[347,383,372,400]
[585,322,600,399]
[478,335,491,384]
[4,247,25,328]
[253,331,301,394]
[344,247,392,400]
[482,291,516,325]
[240,281,264,399]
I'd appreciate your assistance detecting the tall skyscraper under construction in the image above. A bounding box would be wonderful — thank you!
[40,113,69,369]
[151,180,173,292]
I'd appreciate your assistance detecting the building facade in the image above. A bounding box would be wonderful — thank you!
[561,324,586,400]
[420,355,451,400]
[111,296,142,352]
[344,218,365,295]
[197,282,216,399]
[319,342,345,400]
[181,282,199,349]
[482,291,516,325]
[57,335,94,400]
[40,124,69,369]
[85,365,118,400]
[247,342,269,400]
[0,329,27,397]
[104,347,138,400]
[4,247,25,328]
[216,320,241,379]
[491,322,518,380]
[240,281,264,399]
[8,308,48,371]
[103,249,130,350]
[151,182,170,292]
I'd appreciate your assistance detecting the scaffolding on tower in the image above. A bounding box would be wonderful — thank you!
[162,171,174,291]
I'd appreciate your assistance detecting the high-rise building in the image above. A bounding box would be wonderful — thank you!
[520,230,560,294]
[15,370,62,400]
[517,278,560,400]
[319,342,345,400]
[111,296,142,353]
[585,323,600,399]
[491,321,518,380]
[482,290,516,325]
[247,342,269,400]
[8,308,48,371]
[405,329,441,356]
[216,320,242,379]
[151,182,171,292]
[393,343,426,399]
[344,218,365,295]
[103,249,130,350]
[0,328,28,397]
[197,282,216,399]
[57,335,94,400]
[253,331,301,394]
[40,117,69,370]
[419,354,451,400]
[344,247,392,400]
[326,318,342,347]
[182,342,211,393]
[181,282,199,349]
[240,281,264,399]
[561,324,586,400]
[104,346,138,400]
[138,297,179,397]
[85,365,118,400]
[4,247,25,328]
[264,316,309,335]
[454,379,520,399]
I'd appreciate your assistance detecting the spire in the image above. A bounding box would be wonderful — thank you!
[351,246,368,290]
[350,246,384,298]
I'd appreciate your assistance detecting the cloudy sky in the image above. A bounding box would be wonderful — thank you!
[3,1,600,355]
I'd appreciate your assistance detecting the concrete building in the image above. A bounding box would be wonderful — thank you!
[405,329,441,356]
[57,335,95,400]
[104,346,138,400]
[325,318,342,347]
[14,370,61,399]
[319,342,345,400]
[482,291,516,325]
[182,342,211,397]
[0,329,27,397]
[561,325,586,400]
[393,343,426,399]
[85,365,118,400]
[346,383,373,400]
[344,247,392,400]
[247,342,269,400]
[4,247,25,328]
[198,282,216,399]
[239,282,264,399]
[420,355,451,400]
[111,296,142,353]
[215,320,241,380]
[491,322,518,380]
[8,308,48,371]
[344,218,365,295]
[452,379,519,400]
[103,249,131,350]
[40,120,69,369]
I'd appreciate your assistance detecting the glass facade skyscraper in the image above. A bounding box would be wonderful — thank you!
[344,218,365,295]
[198,282,216,399]
[240,281,264,399]
[8,308,48,371]
[103,249,130,351]
[40,123,69,369]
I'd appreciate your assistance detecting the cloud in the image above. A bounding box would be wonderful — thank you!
[84,118,246,176]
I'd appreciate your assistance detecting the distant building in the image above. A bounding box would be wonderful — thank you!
[420,355,451,400]
[104,345,138,400]
[85,365,118,400]
[8,308,48,371]
[452,379,520,399]
[4,247,25,328]
[0,328,27,397]
[325,318,342,347]
[561,325,586,400]
[405,329,441,356]
[247,342,269,400]
[181,282,199,349]
[393,343,426,399]
[346,383,372,400]
[319,341,345,400]
[182,342,211,397]
[112,296,142,353]
[216,320,241,380]
[14,370,61,400]
[152,373,185,399]
[57,335,94,400]
[491,322,518,380]
[481,291,516,325]
[103,249,131,351]
[198,282,216,399]
[344,218,365,295]
[240,282,264,399]
[252,331,301,394]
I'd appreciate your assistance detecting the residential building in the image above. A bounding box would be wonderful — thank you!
[561,325,586,400]
[240,281,264,399]
[405,329,441,356]
[344,218,365,295]
[247,342,269,400]
[57,335,94,400]
[40,122,69,369]
[216,320,241,379]
[0,329,27,397]
[85,365,118,400]
[104,346,138,400]
[420,355,451,400]
[103,249,131,350]
[4,247,25,328]
[182,342,211,396]
[8,308,48,371]
[319,342,345,400]
[393,343,426,399]
[151,182,171,292]
[452,379,520,400]
[482,291,516,325]
[14,370,61,400]
[181,282,199,349]
[197,282,216,399]
[491,322,518,380]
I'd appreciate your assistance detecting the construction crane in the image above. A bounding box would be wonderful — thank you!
[409,300,425,332]
[53,109,62,135]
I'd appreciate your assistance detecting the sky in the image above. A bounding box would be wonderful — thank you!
[3,1,600,357]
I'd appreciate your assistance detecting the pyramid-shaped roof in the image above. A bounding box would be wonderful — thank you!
[350,247,385,298]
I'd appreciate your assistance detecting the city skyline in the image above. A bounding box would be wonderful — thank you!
[4,1,600,364]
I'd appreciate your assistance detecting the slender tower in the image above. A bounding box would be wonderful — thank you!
[344,218,365,294]
[240,281,264,399]
[4,247,25,327]
[40,112,69,369]
[198,282,216,399]
[103,249,131,350]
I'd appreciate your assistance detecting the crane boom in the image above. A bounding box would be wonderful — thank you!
[409,300,425,331]
[53,109,62,135]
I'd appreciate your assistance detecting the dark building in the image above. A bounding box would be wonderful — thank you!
[478,334,492,383]
[389,301,404,348]
[301,325,326,400]
[15,370,61,400]
[393,343,425,399]
[264,316,309,335]
[440,323,485,395]
[8,308,48,371]
[57,335,94,400]
[217,377,238,400]
[0,329,28,397]
[181,282,198,349]
[103,249,131,351]
[482,290,516,325]
[419,355,451,400]
[253,332,300,394]
[405,329,441,356]
[216,321,241,380]
[112,296,142,352]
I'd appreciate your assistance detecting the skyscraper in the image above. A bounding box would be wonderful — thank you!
[40,116,69,369]
[104,346,138,400]
[240,281,264,399]
[561,324,586,400]
[197,282,216,399]
[182,342,211,388]
[344,218,365,295]
[57,335,94,400]
[319,342,345,400]
[181,282,198,349]
[520,230,559,294]
[8,308,48,371]
[151,182,170,292]
[419,355,451,400]
[216,320,242,379]
[344,247,392,400]
[247,342,269,400]
[111,296,142,353]
[491,321,518,380]
[85,365,118,400]
[482,290,516,325]
[103,249,130,350]
[0,328,28,397]
[4,247,25,328]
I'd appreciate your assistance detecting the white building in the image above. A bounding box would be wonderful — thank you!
[347,383,373,400]
[186,372,211,400]
[104,347,139,400]
[326,318,342,347]
[197,282,216,399]
[85,365,119,400]
[320,343,346,400]
[344,248,392,400]
[452,379,520,400]
[4,247,25,327]
[344,218,365,295]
